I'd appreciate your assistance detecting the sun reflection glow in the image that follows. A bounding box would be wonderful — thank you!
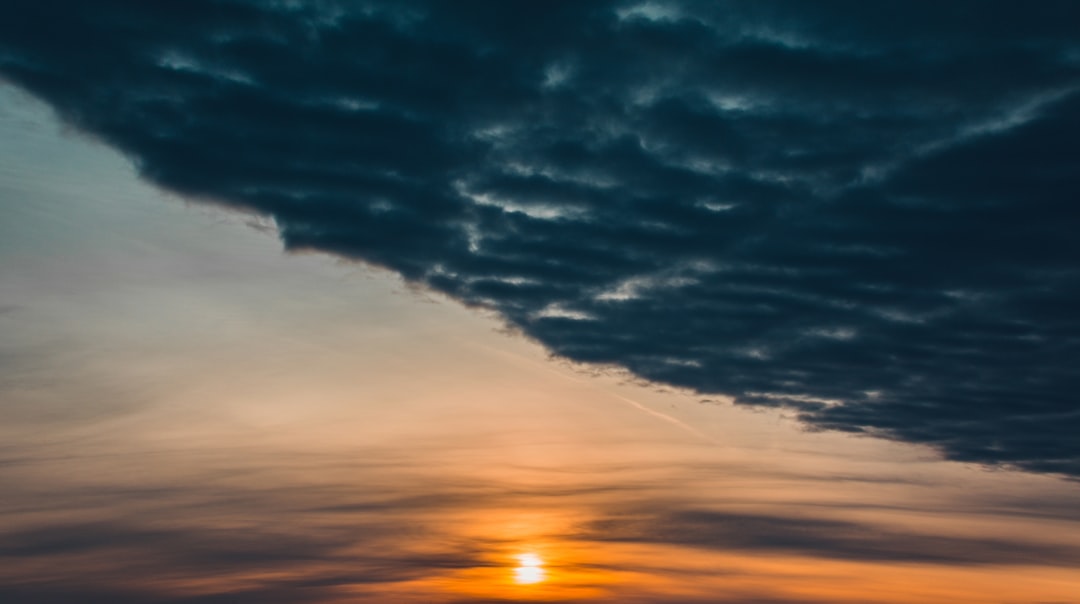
[514,552,545,584]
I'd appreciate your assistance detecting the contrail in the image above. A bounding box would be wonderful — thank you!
[470,341,716,444]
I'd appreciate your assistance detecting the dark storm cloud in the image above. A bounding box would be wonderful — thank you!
[3,0,1080,475]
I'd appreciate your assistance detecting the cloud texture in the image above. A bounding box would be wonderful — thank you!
[2,0,1080,475]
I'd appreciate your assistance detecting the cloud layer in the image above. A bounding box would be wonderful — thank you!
[4,453,1079,604]
[3,0,1080,475]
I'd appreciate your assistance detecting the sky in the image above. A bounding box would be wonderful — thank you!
[1,1,1080,602]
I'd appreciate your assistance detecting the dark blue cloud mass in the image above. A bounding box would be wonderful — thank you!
[2,0,1080,475]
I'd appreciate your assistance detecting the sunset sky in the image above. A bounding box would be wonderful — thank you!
[2,2,1080,602]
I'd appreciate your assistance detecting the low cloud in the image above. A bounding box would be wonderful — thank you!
[2,1,1079,475]
[585,508,1080,566]
[3,463,1076,603]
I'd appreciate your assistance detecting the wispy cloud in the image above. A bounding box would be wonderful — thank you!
[584,507,1080,566]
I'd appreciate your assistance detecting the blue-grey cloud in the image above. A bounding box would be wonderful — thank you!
[2,0,1080,475]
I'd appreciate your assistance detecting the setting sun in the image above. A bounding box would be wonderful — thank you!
[514,553,546,584]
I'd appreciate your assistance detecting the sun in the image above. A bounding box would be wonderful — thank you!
[513,552,545,584]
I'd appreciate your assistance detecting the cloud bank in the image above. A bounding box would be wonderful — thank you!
[2,0,1080,475]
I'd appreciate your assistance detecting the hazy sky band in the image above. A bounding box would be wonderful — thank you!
[2,0,1079,478]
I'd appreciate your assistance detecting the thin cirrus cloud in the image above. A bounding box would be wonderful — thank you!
[2,0,1080,476]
